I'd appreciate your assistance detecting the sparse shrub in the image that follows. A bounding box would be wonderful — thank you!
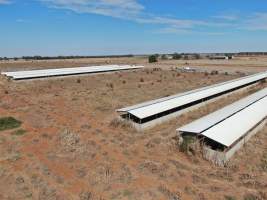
[77,79,81,83]
[157,79,162,83]
[158,184,181,200]
[211,70,219,75]
[123,190,133,197]
[261,152,267,172]
[173,53,182,60]
[224,195,236,200]
[138,84,141,88]
[224,72,229,76]
[122,80,126,84]
[4,90,8,94]
[12,129,26,136]
[0,117,22,131]
[179,135,197,154]
[79,191,92,200]
[109,118,122,128]
[140,78,144,82]
[184,55,189,60]
[161,54,168,60]
[148,55,158,63]
[109,118,133,130]
[193,53,201,59]
[106,83,114,89]
[243,194,258,200]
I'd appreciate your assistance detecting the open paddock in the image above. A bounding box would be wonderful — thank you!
[0,57,267,200]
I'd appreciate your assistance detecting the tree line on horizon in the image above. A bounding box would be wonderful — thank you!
[0,54,134,61]
[1,52,267,61]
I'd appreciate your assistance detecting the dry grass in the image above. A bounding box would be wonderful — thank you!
[0,57,266,200]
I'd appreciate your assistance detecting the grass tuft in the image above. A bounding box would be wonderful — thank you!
[0,117,22,131]
[12,129,27,136]
[261,152,267,172]
[180,135,197,155]
[224,195,236,200]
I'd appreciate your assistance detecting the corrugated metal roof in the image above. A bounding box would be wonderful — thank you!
[178,87,267,134]
[1,65,144,80]
[201,96,267,147]
[118,71,267,119]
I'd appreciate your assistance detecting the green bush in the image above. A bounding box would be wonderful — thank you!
[193,54,201,59]
[148,55,158,63]
[173,53,182,60]
[224,195,236,200]
[243,194,258,200]
[0,117,22,131]
[161,54,168,60]
[12,129,26,136]
[180,135,196,154]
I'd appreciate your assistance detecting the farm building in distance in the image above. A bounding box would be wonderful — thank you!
[1,65,144,80]
[209,55,233,60]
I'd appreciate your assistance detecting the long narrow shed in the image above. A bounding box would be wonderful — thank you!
[1,65,144,80]
[178,88,267,165]
[118,71,267,130]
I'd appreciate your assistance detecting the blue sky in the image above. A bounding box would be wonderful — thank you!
[0,0,267,57]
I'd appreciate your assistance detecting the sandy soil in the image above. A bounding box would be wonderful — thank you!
[0,57,266,200]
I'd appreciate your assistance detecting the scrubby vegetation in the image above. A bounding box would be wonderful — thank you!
[173,53,182,60]
[0,117,22,131]
[179,135,197,154]
[261,152,267,172]
[148,55,158,63]
[11,129,27,136]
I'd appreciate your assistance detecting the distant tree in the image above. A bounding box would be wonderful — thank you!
[161,54,168,60]
[173,53,182,60]
[184,55,189,60]
[148,55,158,63]
[192,54,201,59]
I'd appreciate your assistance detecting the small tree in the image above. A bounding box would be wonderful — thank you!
[148,55,158,63]
[193,54,201,59]
[173,53,182,60]
[161,54,168,60]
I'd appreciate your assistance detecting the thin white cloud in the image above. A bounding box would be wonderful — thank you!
[135,16,208,29]
[39,0,231,33]
[156,27,226,36]
[0,0,11,4]
[244,13,267,31]
[214,14,239,21]
[16,18,29,23]
[40,0,144,19]
[38,1,267,34]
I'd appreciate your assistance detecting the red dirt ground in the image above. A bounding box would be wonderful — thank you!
[0,57,266,200]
